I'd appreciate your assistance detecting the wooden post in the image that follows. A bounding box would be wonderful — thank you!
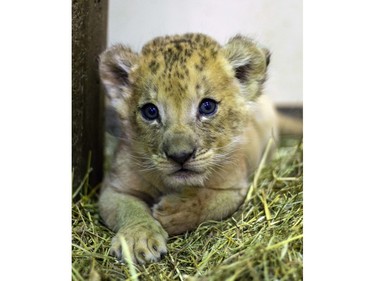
[72,0,108,191]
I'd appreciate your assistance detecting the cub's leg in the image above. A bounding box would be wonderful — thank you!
[152,188,246,235]
[99,186,168,264]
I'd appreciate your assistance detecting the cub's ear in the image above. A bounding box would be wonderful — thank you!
[99,44,139,106]
[223,35,270,99]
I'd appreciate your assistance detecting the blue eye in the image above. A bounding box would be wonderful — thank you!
[141,103,159,121]
[199,98,218,116]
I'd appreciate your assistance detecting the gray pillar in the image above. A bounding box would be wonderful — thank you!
[72,0,108,192]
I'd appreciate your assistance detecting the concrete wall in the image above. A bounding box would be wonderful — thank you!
[107,0,302,105]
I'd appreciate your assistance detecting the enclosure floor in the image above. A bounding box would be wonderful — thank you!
[72,138,303,281]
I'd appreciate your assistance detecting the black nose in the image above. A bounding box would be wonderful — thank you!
[166,150,195,165]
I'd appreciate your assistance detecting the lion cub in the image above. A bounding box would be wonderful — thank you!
[99,33,288,264]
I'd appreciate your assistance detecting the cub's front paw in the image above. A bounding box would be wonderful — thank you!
[110,221,168,265]
[152,195,201,235]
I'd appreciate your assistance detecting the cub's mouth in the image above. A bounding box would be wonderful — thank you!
[165,167,206,186]
[170,168,201,177]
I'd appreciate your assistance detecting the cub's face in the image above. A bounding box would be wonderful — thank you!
[99,34,269,188]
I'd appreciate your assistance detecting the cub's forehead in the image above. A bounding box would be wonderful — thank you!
[132,33,234,102]
[141,33,221,60]
[138,34,223,77]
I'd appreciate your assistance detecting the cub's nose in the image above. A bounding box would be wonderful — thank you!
[166,150,195,165]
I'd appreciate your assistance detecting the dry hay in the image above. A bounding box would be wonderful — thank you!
[72,138,303,281]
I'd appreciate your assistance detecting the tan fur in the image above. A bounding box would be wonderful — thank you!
[98,33,301,264]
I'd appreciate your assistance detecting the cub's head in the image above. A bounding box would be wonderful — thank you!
[99,33,270,188]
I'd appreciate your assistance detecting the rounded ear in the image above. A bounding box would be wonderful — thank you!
[99,44,139,105]
[223,35,270,100]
